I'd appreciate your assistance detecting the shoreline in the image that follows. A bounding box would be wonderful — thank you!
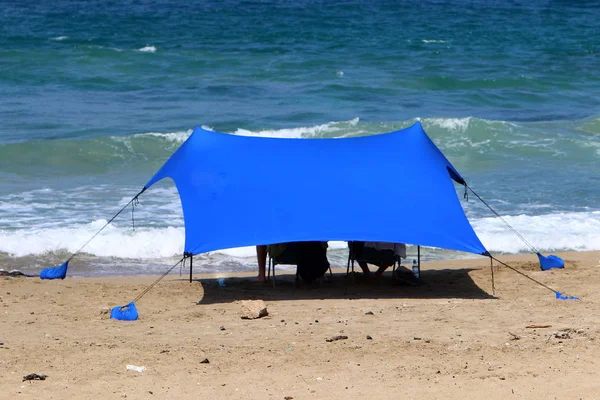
[5,249,598,281]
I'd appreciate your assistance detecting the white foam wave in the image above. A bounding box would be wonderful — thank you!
[232,118,360,138]
[427,117,472,132]
[133,129,193,143]
[137,45,157,53]
[215,241,349,259]
[0,184,181,232]
[0,221,185,259]
[577,138,600,158]
[1,211,598,261]
[473,211,600,253]
[420,117,523,153]
[50,36,69,41]
[422,40,446,43]
[85,45,124,52]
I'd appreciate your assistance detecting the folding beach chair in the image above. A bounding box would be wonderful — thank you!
[346,241,420,280]
[267,241,332,286]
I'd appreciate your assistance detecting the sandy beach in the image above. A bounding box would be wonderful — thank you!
[1,251,599,399]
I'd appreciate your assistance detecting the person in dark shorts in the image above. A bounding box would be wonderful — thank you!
[256,242,329,283]
[349,241,406,280]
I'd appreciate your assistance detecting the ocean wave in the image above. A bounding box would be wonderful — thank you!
[83,44,124,53]
[131,129,193,143]
[1,116,598,178]
[1,211,598,261]
[473,211,600,253]
[0,185,184,232]
[426,116,473,131]
[0,222,185,259]
[80,44,158,54]
[137,45,157,53]
[232,117,361,138]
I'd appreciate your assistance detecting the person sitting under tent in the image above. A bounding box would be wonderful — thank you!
[256,242,330,283]
[257,245,268,282]
[349,241,406,280]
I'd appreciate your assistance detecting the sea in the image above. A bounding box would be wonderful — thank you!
[1,0,599,277]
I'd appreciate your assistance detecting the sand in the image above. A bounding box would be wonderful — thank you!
[1,251,599,399]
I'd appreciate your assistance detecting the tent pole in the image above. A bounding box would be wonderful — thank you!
[490,256,495,296]
[418,245,421,275]
[189,254,193,283]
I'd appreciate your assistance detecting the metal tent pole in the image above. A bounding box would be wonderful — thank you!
[418,245,421,276]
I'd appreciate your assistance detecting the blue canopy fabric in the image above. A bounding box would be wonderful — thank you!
[145,122,488,257]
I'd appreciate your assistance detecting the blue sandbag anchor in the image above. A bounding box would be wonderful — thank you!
[556,292,580,301]
[40,261,69,280]
[110,302,139,321]
[537,253,564,271]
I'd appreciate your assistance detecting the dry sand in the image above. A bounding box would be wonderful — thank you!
[1,251,599,399]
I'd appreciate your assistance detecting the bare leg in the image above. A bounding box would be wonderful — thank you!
[374,265,389,279]
[374,261,394,279]
[256,245,267,282]
[358,261,372,279]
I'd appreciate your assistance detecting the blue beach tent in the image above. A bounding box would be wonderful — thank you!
[144,122,489,258]
[44,121,577,312]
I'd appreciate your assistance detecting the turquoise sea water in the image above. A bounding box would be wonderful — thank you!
[1,1,599,276]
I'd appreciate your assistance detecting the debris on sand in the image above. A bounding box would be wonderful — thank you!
[126,365,146,373]
[553,331,571,339]
[1,269,35,278]
[326,335,348,342]
[23,373,47,381]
